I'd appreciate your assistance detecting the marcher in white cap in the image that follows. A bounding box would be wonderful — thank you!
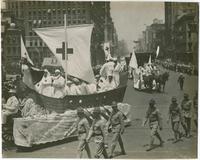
[113,57,122,87]
[52,69,65,98]
[38,69,53,97]
[2,89,20,124]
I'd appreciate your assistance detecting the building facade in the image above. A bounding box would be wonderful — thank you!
[3,0,117,69]
[165,2,198,64]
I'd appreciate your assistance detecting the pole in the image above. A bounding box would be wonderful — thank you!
[64,14,68,81]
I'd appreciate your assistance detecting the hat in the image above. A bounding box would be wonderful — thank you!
[112,57,117,61]
[55,69,61,73]
[9,89,16,93]
[171,97,177,102]
[93,107,101,114]
[149,99,156,105]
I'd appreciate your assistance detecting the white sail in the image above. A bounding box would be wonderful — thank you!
[34,24,95,83]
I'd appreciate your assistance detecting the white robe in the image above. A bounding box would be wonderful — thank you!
[100,79,116,92]
[113,63,121,87]
[39,76,53,97]
[2,96,19,124]
[78,83,88,95]
[100,61,114,78]
[70,84,82,95]
[52,75,65,98]
[86,83,97,94]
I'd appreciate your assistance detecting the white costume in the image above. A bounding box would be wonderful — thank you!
[70,84,82,95]
[52,74,65,98]
[78,82,88,95]
[86,83,97,94]
[113,63,121,87]
[100,61,114,78]
[38,71,53,97]
[101,78,116,92]
[2,95,19,124]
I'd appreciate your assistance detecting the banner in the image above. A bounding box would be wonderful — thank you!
[21,36,34,66]
[129,49,138,69]
[34,24,95,83]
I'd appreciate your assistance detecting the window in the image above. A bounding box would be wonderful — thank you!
[29,11,32,16]
[188,31,191,39]
[34,41,38,46]
[40,41,43,46]
[78,20,81,24]
[59,21,62,24]
[68,10,71,14]
[82,10,86,14]
[43,21,47,25]
[68,21,71,25]
[82,20,86,24]
[30,41,33,47]
[43,10,46,14]
[188,42,192,51]
[53,21,56,24]
[77,9,80,14]
[48,21,51,24]
[29,32,32,36]
[73,20,76,24]
[58,10,61,14]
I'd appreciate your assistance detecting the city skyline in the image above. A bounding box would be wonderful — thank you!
[110,2,164,52]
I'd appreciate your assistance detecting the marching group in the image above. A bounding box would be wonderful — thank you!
[34,57,124,98]
[143,91,198,151]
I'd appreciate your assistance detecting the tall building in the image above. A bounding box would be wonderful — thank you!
[3,0,117,69]
[165,2,198,64]
[136,19,165,57]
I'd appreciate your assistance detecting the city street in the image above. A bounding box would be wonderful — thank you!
[3,66,198,159]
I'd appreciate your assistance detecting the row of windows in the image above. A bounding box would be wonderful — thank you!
[28,19,87,28]
[7,2,88,9]
[28,9,86,16]
[26,40,44,47]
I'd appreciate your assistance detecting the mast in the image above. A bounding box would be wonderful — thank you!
[64,14,68,81]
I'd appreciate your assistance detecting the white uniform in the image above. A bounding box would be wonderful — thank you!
[78,82,88,95]
[113,63,121,87]
[52,75,65,98]
[39,75,53,97]
[100,61,114,78]
[2,96,19,124]
[70,84,82,95]
[86,83,97,94]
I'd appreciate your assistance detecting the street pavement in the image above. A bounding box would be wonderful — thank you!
[3,67,198,158]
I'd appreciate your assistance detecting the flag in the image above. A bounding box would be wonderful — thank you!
[148,54,152,64]
[103,42,112,61]
[129,49,138,69]
[34,24,96,83]
[156,46,160,58]
[21,36,34,66]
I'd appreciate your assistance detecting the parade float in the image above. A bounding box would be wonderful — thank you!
[12,18,130,147]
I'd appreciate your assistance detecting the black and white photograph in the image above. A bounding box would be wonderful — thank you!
[1,0,199,159]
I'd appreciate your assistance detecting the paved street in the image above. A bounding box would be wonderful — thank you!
[3,67,198,158]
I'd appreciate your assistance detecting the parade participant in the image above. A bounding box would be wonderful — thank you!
[86,107,108,158]
[70,78,82,95]
[38,69,53,97]
[143,99,164,151]
[108,101,126,158]
[100,59,114,79]
[181,93,192,138]
[2,89,20,124]
[78,81,88,95]
[97,77,107,92]
[65,107,91,158]
[113,58,122,87]
[52,69,65,98]
[177,73,185,90]
[167,97,182,143]
[193,91,198,128]
[86,83,97,94]
[64,80,71,95]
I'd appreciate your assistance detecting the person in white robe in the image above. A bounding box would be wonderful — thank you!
[97,77,107,92]
[99,60,114,79]
[65,81,71,95]
[86,83,97,94]
[78,81,88,95]
[113,58,121,87]
[52,69,65,98]
[69,78,82,95]
[38,69,53,97]
[2,89,19,124]
[101,75,116,91]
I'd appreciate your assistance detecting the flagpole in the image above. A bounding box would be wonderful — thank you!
[64,14,68,82]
